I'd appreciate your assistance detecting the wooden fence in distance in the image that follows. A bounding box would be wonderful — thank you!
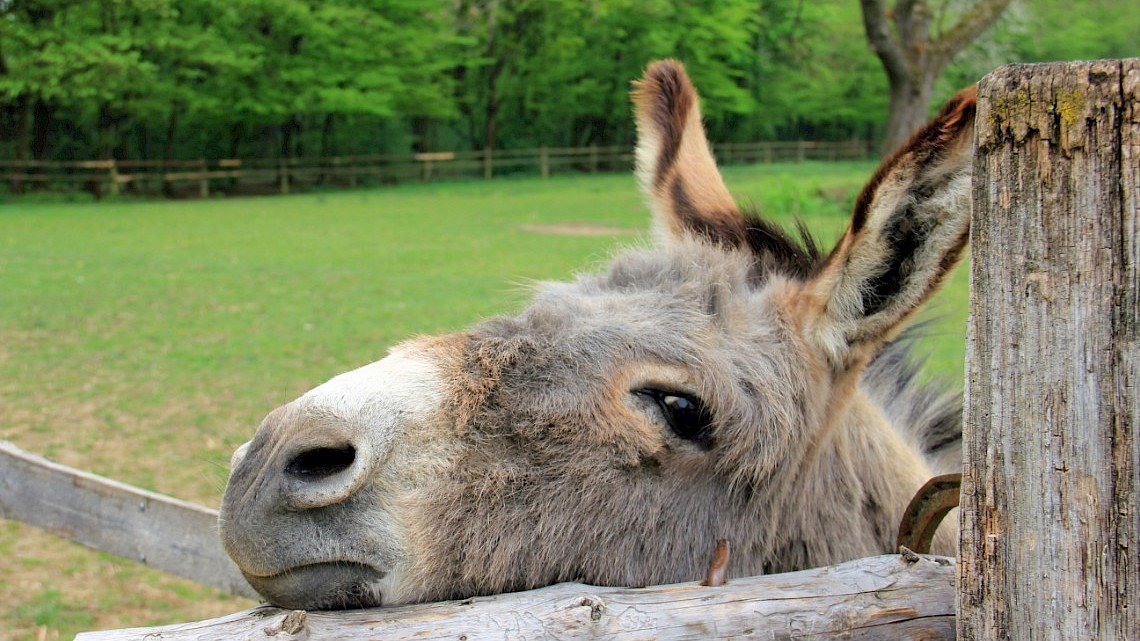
[0,140,871,198]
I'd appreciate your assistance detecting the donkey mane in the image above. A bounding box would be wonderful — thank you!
[864,328,963,467]
[686,209,823,281]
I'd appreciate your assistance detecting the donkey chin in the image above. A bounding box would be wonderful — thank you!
[243,563,387,610]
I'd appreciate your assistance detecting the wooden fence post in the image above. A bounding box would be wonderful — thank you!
[107,160,120,197]
[589,144,598,174]
[540,146,550,178]
[960,59,1138,640]
[0,441,256,600]
[342,157,355,187]
[10,158,25,195]
[483,147,493,180]
[278,159,290,195]
[198,158,209,198]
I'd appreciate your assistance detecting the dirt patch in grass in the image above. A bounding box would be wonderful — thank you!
[518,223,640,236]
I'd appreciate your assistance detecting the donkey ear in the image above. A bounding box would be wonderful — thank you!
[632,59,744,244]
[803,86,977,370]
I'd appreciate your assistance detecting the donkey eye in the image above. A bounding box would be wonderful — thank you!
[635,388,714,446]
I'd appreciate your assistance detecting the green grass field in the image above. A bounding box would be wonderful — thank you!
[0,162,969,640]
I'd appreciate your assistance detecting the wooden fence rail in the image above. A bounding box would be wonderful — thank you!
[0,441,257,599]
[0,140,871,198]
[2,435,958,640]
[75,554,956,641]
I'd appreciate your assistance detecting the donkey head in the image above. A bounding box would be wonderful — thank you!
[220,60,975,609]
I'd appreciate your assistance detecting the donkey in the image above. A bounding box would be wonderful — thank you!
[220,60,975,610]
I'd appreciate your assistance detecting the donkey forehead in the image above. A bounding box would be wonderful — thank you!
[481,244,799,376]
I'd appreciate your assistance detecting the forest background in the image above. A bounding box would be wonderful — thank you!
[1,0,1136,169]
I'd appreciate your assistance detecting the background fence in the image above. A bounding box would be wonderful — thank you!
[0,140,872,198]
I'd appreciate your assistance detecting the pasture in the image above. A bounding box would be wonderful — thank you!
[0,161,969,640]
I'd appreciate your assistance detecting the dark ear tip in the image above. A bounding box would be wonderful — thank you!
[632,59,692,105]
[935,84,978,131]
[946,84,977,108]
[644,59,687,83]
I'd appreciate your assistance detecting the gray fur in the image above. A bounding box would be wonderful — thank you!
[219,61,974,610]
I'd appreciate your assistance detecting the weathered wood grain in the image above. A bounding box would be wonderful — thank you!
[75,553,955,641]
[0,440,257,599]
[961,59,1140,640]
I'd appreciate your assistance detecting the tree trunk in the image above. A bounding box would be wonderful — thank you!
[292,115,304,158]
[960,59,1139,640]
[320,113,335,158]
[881,73,936,154]
[163,109,179,197]
[319,114,336,185]
[281,118,295,159]
[95,102,117,160]
[228,123,244,192]
[30,98,52,161]
[263,125,277,159]
[859,0,1012,153]
[10,93,29,194]
[483,85,500,152]
[89,102,119,198]
[229,122,244,159]
[135,122,149,160]
[411,115,431,153]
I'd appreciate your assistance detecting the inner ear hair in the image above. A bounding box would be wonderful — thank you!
[806,85,977,370]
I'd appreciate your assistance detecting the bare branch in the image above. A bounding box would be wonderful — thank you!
[929,0,1012,67]
[859,0,911,84]
[894,0,925,52]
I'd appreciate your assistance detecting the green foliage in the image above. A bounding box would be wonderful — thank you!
[940,0,1140,101]
[0,0,1134,162]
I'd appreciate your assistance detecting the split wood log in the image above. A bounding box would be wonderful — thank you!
[75,553,955,641]
[961,58,1139,639]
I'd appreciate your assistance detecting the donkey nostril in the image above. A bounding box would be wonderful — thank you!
[284,446,356,479]
[280,442,371,510]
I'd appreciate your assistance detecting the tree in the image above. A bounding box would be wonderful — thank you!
[859,0,1011,152]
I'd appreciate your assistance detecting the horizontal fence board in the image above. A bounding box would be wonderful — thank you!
[77,554,955,641]
[1,172,110,182]
[2,141,870,197]
[0,441,257,599]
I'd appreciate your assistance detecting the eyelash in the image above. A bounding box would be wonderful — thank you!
[634,388,714,447]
